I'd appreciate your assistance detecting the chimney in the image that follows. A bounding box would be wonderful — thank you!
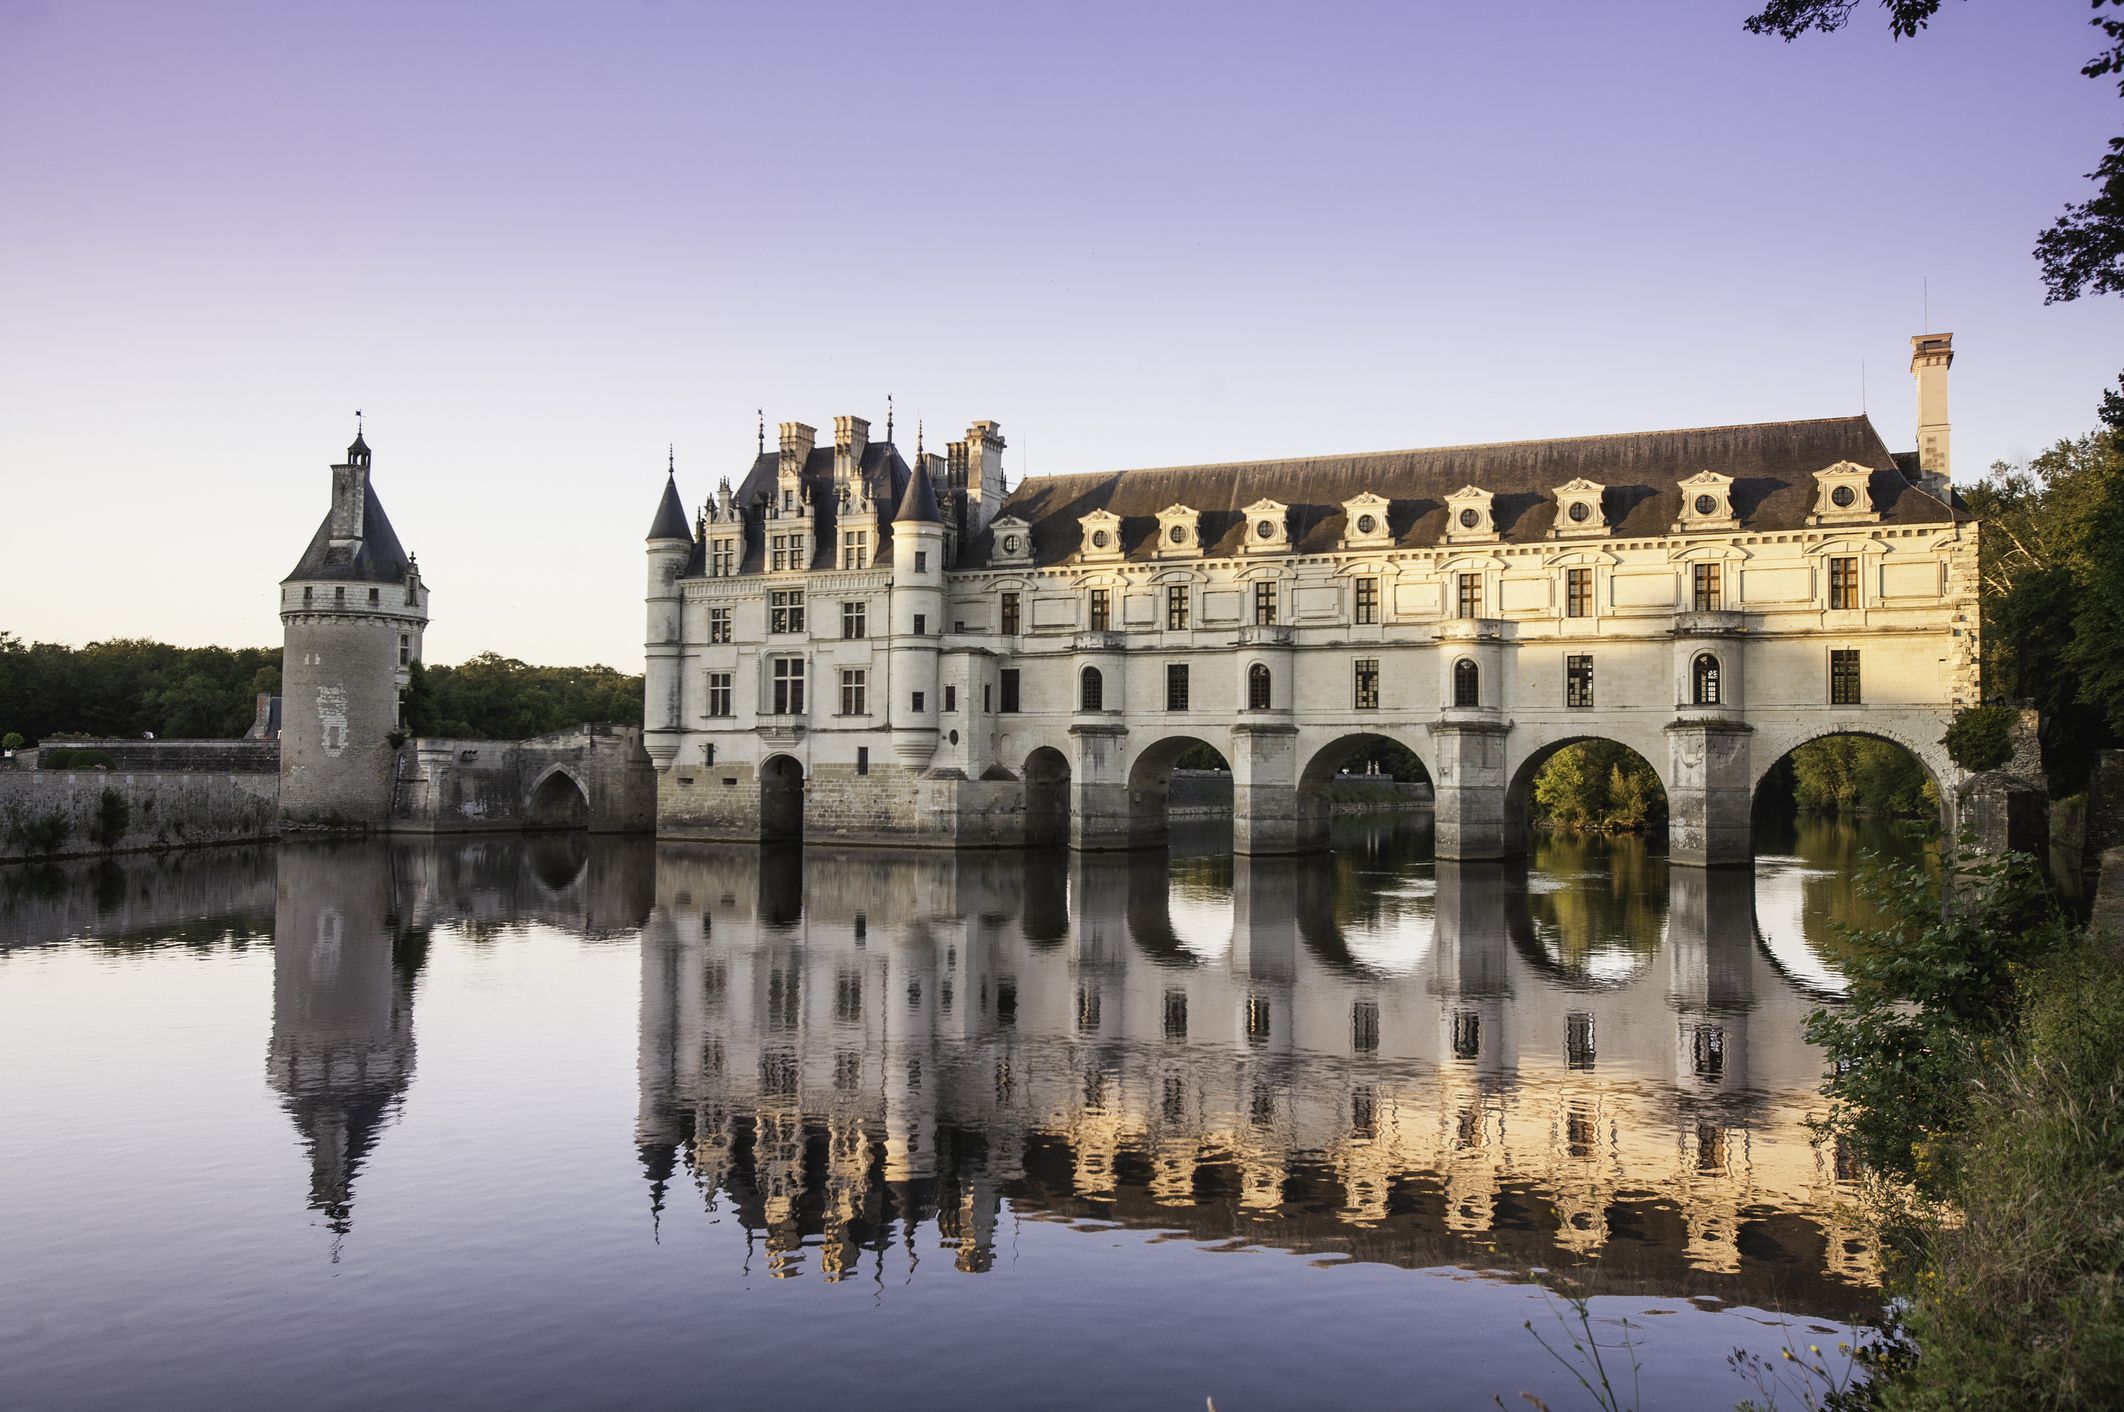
[329,437,371,546]
[1910,333,1953,496]
[832,415,870,487]
[964,420,1006,530]
[778,421,816,480]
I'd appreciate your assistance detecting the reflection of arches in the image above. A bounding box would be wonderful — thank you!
[1749,728,1950,837]
[525,832,589,891]
[1295,732,1435,853]
[1452,658,1480,708]
[1079,666,1104,711]
[1127,735,1231,851]
[1691,653,1722,706]
[1502,736,1669,859]
[760,754,804,842]
[1024,747,1071,848]
[527,768,591,830]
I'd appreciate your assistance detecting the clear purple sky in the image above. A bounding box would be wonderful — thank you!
[3,0,2119,667]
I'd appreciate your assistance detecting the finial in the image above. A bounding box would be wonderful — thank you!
[757,408,765,455]
[886,394,894,445]
[916,417,924,458]
[668,442,674,477]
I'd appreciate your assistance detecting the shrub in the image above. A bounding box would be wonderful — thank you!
[6,808,71,853]
[38,748,115,770]
[91,788,130,847]
[1942,705,2019,774]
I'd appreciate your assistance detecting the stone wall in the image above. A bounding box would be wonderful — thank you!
[391,724,656,834]
[27,739,281,773]
[2088,750,2124,862]
[0,769,281,864]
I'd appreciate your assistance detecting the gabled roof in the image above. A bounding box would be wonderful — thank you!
[960,415,1962,568]
[647,474,691,541]
[283,479,413,585]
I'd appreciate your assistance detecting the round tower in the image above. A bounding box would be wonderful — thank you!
[279,430,429,829]
[643,463,694,774]
[889,464,945,766]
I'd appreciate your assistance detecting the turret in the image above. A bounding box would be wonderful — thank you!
[279,428,429,829]
[890,468,945,766]
[643,466,693,773]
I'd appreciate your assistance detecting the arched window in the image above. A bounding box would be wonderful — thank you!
[1452,658,1479,708]
[1692,652,1722,706]
[1080,666,1104,712]
[1247,662,1272,710]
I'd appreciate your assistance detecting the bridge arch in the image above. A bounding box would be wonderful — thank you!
[1749,722,1955,838]
[1294,731,1436,852]
[1125,733,1234,851]
[759,753,804,842]
[1023,745,1072,848]
[526,765,591,830]
[1502,731,1671,858]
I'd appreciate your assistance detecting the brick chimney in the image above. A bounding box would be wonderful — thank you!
[778,421,816,480]
[1911,333,1953,499]
[965,420,1006,530]
[329,435,371,548]
[832,415,870,487]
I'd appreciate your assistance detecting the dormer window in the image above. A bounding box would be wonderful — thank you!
[990,515,1034,567]
[1809,461,1879,526]
[1241,498,1290,554]
[1444,486,1496,544]
[1341,492,1392,550]
[1551,479,1607,539]
[1077,508,1124,562]
[1674,471,1739,532]
[1154,504,1202,558]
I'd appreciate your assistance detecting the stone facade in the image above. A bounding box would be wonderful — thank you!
[646,336,1980,863]
[0,767,281,863]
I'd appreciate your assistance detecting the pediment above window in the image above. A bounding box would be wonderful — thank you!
[1551,478,1608,538]
[1154,502,1202,558]
[1241,498,1290,553]
[1673,470,1738,533]
[990,515,1035,566]
[1809,461,1880,526]
[1341,491,1393,549]
[1444,485,1496,543]
[1076,508,1124,562]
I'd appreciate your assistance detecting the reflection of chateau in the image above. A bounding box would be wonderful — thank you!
[264,838,655,1249]
[637,833,1876,1310]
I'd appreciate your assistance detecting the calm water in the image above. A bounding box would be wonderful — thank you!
[0,817,1926,1411]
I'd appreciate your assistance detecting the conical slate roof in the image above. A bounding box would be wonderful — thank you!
[893,464,941,525]
[282,479,413,585]
[647,474,691,541]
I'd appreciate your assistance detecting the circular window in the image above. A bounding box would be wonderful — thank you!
[1694,494,1717,516]
[1356,514,1377,534]
[1255,520,1275,539]
[1168,525,1186,544]
[1458,508,1480,528]
[1567,501,1591,523]
[1003,535,1020,553]
[948,729,960,745]
[1831,484,1856,508]
[1091,530,1109,548]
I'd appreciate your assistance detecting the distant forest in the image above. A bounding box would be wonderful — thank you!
[0,634,644,745]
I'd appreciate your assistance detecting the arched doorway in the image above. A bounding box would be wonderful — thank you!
[760,754,804,842]
[526,769,591,830]
[1295,733,1435,854]
[1128,736,1232,852]
[1751,731,1946,860]
[1024,747,1071,848]
[1504,737,1669,858]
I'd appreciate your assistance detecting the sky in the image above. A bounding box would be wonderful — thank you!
[2,0,2120,668]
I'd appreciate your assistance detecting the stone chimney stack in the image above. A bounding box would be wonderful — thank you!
[1911,333,1953,497]
[329,435,372,548]
[778,421,816,479]
[964,420,1006,531]
[832,415,870,488]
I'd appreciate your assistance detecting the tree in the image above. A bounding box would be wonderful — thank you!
[1747,1,2124,307]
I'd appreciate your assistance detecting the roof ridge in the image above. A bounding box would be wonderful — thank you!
[1009,414,1880,487]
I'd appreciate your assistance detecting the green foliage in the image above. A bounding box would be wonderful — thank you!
[4,806,71,853]
[1530,741,1666,833]
[1172,742,1228,772]
[0,635,279,742]
[1792,737,1936,817]
[37,749,116,770]
[1941,706,2017,773]
[1803,844,2080,1199]
[1,732,23,752]
[417,652,643,739]
[90,789,130,848]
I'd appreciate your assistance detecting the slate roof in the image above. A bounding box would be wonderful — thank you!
[893,461,942,524]
[283,478,414,585]
[682,441,916,576]
[961,415,1963,569]
[647,474,691,541]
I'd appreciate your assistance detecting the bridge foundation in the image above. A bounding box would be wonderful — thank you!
[1666,719,1755,867]
[1428,719,1511,861]
[1231,722,1302,856]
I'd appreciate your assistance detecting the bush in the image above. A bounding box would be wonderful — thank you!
[38,748,115,770]
[91,788,130,847]
[5,808,71,853]
[1942,706,2019,774]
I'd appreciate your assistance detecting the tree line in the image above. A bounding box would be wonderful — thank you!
[0,634,643,746]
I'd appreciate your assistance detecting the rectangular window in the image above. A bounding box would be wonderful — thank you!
[1353,577,1379,625]
[368,586,380,605]
[1253,581,1276,625]
[983,683,992,713]
[840,601,865,639]
[856,746,869,776]
[911,691,925,713]
[399,634,410,666]
[771,658,805,714]
[914,551,928,573]
[1352,1000,1380,1054]
[1163,989,1188,1040]
[944,685,957,713]
[709,607,733,644]
[1830,649,1862,705]
[1565,567,1592,619]
[1089,589,1111,631]
[840,530,868,570]
[770,590,805,634]
[335,586,345,604]
[303,586,313,605]
[912,613,926,636]
[1566,654,1594,709]
[706,672,733,717]
[1457,573,1481,619]
[1000,669,1021,713]
[710,540,735,578]
[839,668,866,717]
[1353,658,1380,710]
[1829,556,1859,610]
[1692,561,1721,612]
[1166,663,1190,711]
[771,533,803,572]
[1001,591,1021,634]
[1166,585,1189,630]
[1566,1012,1596,1070]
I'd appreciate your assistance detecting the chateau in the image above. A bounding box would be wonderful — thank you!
[643,334,1978,863]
